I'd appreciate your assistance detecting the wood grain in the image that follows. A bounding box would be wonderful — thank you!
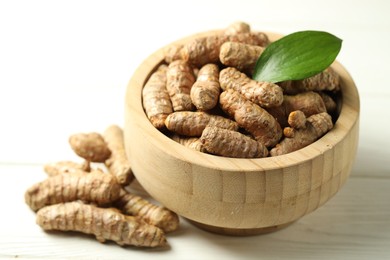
[124,31,360,234]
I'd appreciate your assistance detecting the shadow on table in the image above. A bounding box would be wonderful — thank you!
[179,173,390,259]
[351,143,390,178]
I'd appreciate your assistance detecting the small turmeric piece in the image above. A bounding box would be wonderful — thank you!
[287,110,307,130]
[219,42,264,73]
[171,134,205,152]
[200,126,268,158]
[190,63,221,111]
[270,112,333,156]
[181,32,269,67]
[224,21,251,35]
[25,171,121,212]
[103,125,134,185]
[115,190,179,233]
[219,67,283,108]
[69,132,111,163]
[219,89,282,147]
[283,127,295,138]
[36,201,166,247]
[278,67,340,95]
[266,91,327,128]
[166,60,196,111]
[165,111,239,137]
[44,160,91,176]
[142,64,173,129]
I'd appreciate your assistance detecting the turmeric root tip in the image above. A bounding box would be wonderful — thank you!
[115,190,180,233]
[103,125,134,185]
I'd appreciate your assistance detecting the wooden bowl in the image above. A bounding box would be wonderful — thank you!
[124,31,360,235]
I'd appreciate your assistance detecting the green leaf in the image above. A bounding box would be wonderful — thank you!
[252,31,342,83]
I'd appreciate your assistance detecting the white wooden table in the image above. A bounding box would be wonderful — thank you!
[1,0,389,259]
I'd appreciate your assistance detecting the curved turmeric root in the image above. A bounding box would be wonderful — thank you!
[182,32,269,67]
[36,201,167,247]
[165,111,238,137]
[164,21,252,64]
[219,67,283,108]
[219,89,282,147]
[200,126,268,158]
[166,60,196,111]
[25,171,121,212]
[142,64,173,129]
[270,112,333,156]
[219,42,264,73]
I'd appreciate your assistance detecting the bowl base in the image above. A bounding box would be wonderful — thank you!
[187,219,294,236]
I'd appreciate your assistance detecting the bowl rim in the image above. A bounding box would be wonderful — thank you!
[125,30,360,172]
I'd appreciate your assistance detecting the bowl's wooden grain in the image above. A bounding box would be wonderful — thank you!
[124,31,360,235]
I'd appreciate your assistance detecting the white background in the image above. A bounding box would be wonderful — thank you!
[1,0,390,259]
